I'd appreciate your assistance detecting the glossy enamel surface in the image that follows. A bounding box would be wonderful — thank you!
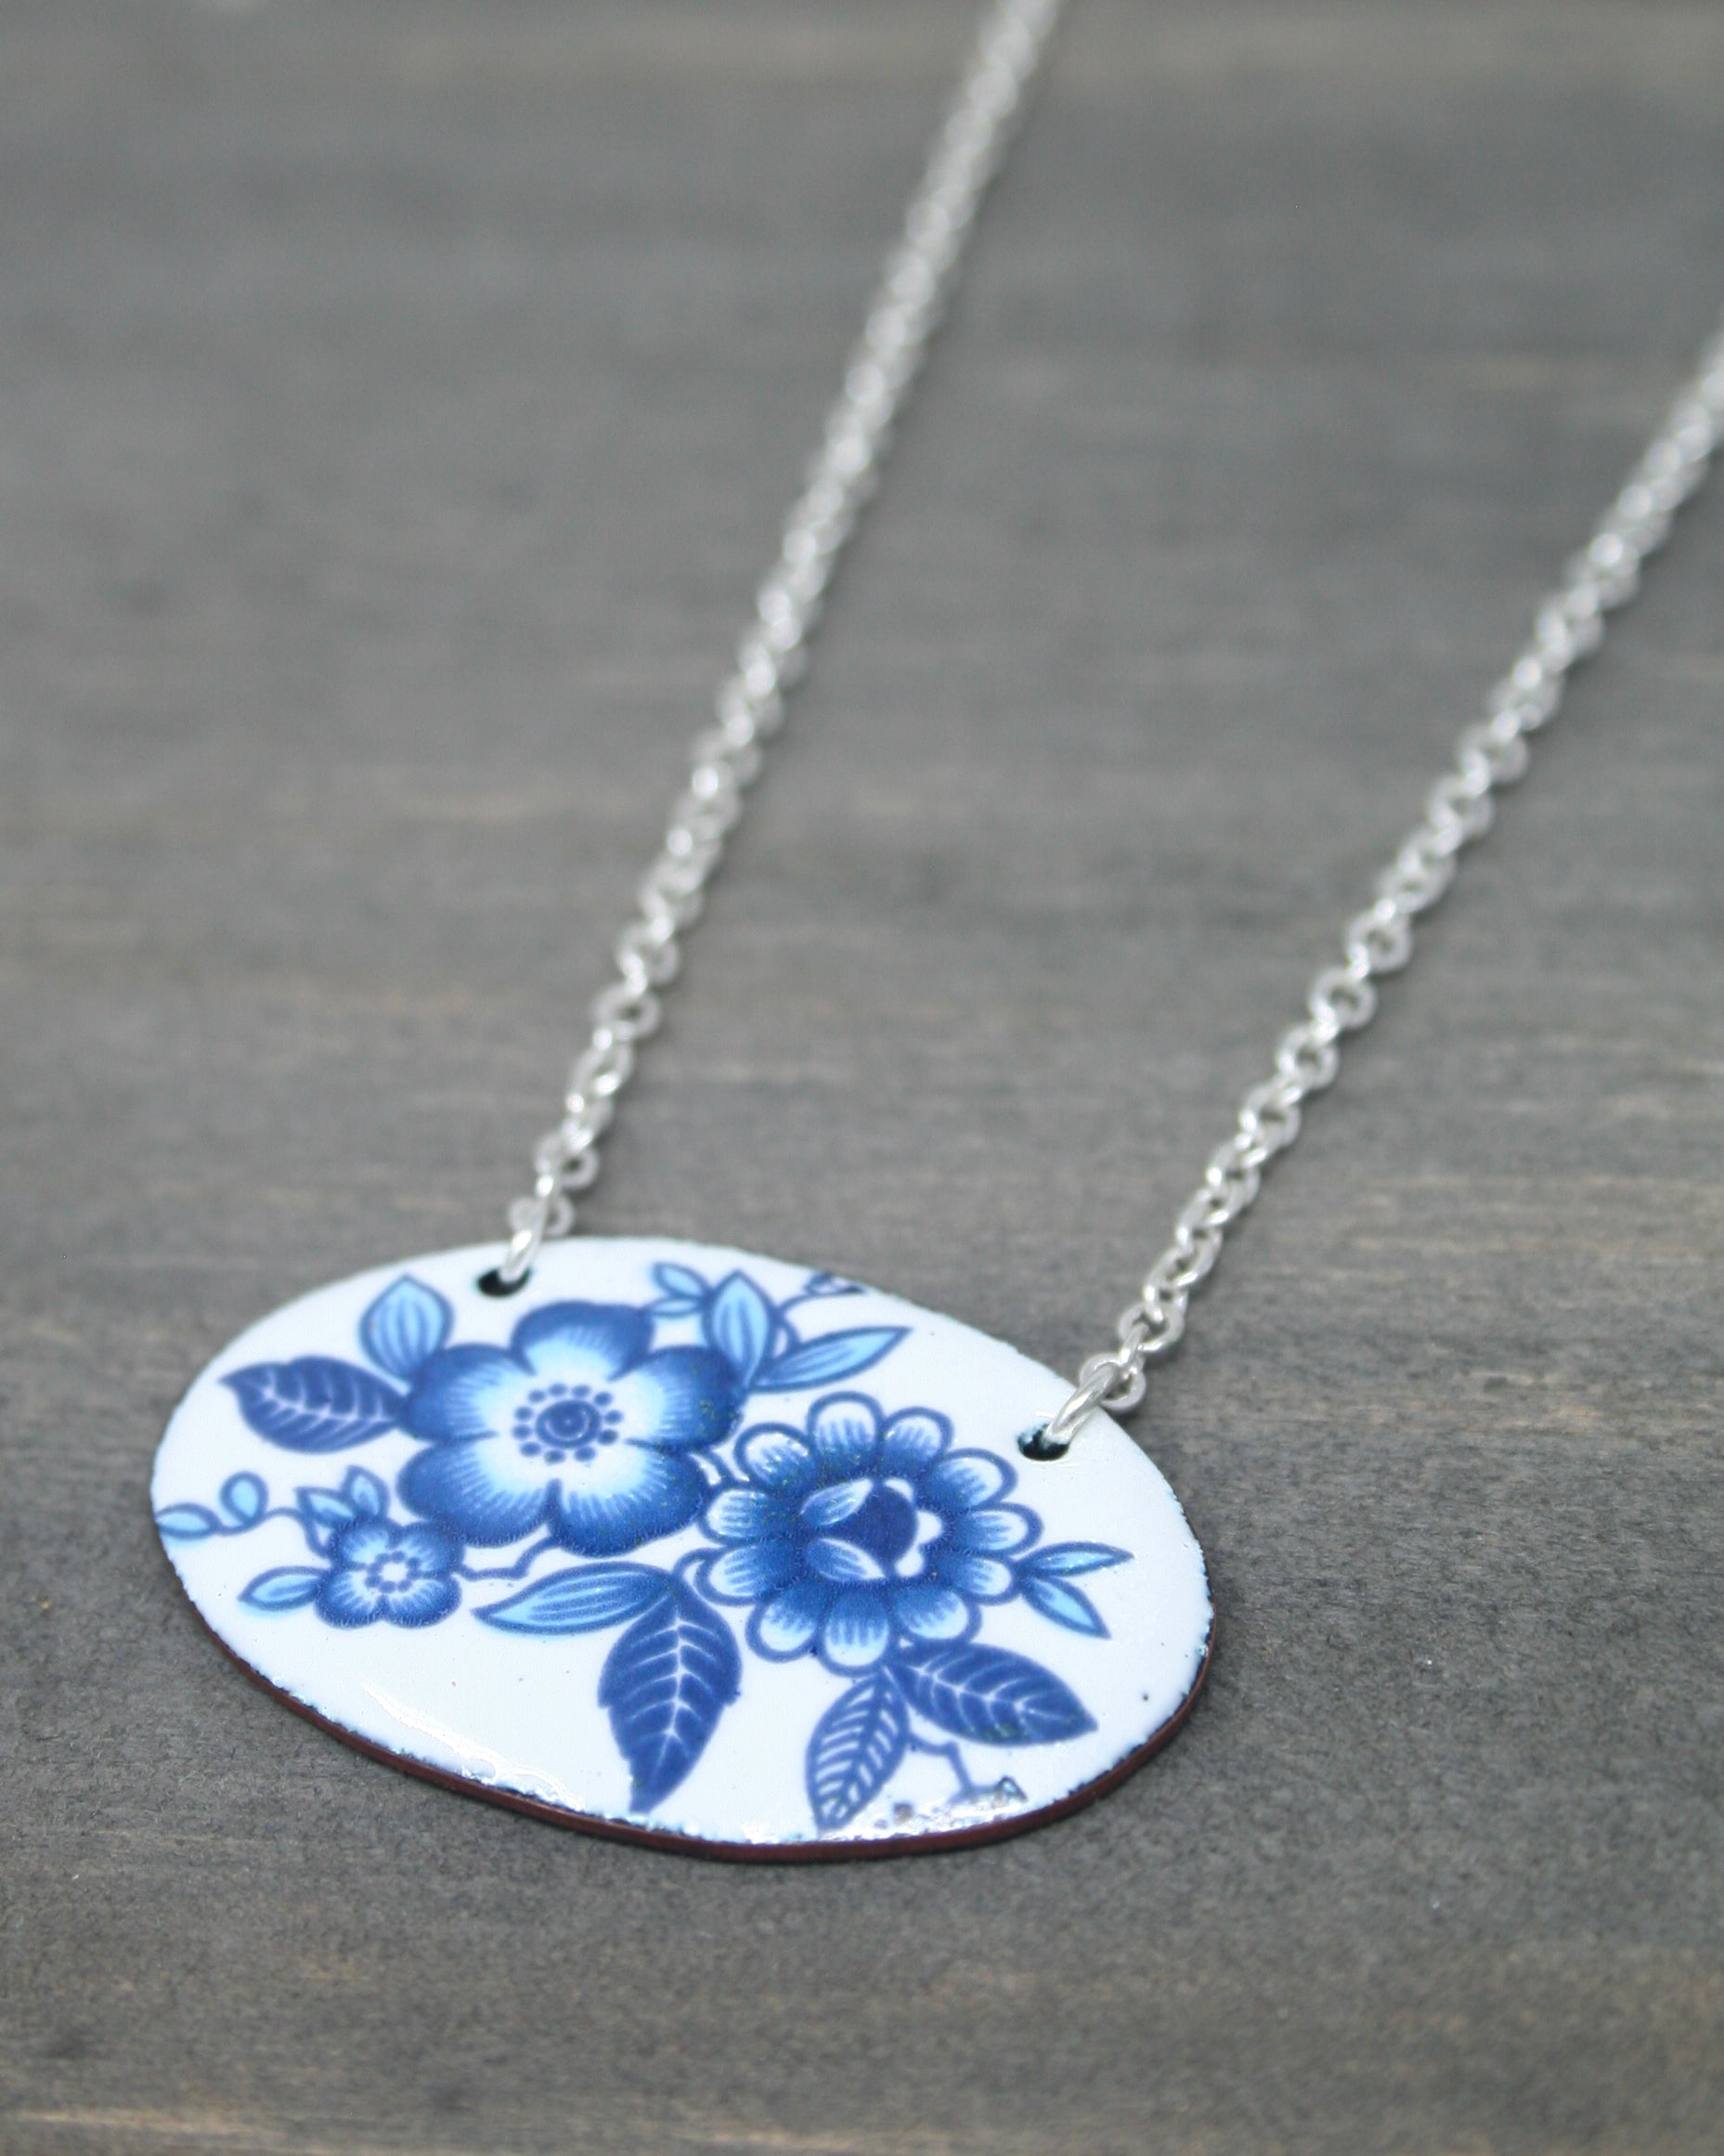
[154,1240,1212,1855]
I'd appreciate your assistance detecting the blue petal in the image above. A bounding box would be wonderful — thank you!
[1021,1541,1132,1578]
[478,1564,668,1635]
[890,1581,973,1643]
[736,1427,817,1496]
[949,1503,1036,1555]
[318,1568,385,1626]
[820,1587,892,1672]
[382,1574,460,1628]
[239,1565,324,1611]
[402,1344,527,1446]
[931,1550,1016,1601]
[749,1579,829,1658]
[359,1276,454,1383]
[923,1449,1011,1516]
[218,1473,268,1526]
[155,1503,220,1541]
[878,1407,950,1478]
[757,1328,908,1391]
[703,1487,788,1544]
[1020,1573,1108,1637]
[805,1536,888,1585]
[550,1445,705,1557]
[341,1465,390,1519]
[704,1271,776,1388]
[331,1518,394,1566]
[398,1438,551,1546]
[798,1477,875,1530]
[706,1540,799,1602]
[607,1346,741,1453]
[807,1394,882,1476]
[395,1522,460,1575]
[297,1487,357,1550]
[512,1300,652,1382]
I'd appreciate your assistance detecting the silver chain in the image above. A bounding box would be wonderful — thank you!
[491,0,1068,1290]
[490,4,1722,1477]
[1030,307,1724,1454]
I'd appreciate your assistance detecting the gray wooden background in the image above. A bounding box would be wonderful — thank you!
[4,2,1722,2150]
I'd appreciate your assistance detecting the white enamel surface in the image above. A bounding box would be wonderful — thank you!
[154,1240,1211,1852]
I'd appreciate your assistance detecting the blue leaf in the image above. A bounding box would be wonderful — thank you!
[340,1465,390,1519]
[224,1358,404,1452]
[704,1271,777,1388]
[155,1503,221,1541]
[1020,1573,1108,1638]
[240,1566,326,1612]
[358,1276,453,1383]
[1021,1541,1131,1578]
[218,1472,267,1527]
[599,1584,740,1810]
[653,1262,709,1301]
[803,1272,862,1299]
[478,1565,669,1636]
[296,1487,357,1552]
[893,1642,1095,1747]
[756,1327,909,1391]
[806,1669,910,1830]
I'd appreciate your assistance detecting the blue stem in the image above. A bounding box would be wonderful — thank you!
[457,1535,557,1582]
[906,1733,979,1801]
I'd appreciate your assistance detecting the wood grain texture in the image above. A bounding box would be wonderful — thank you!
[2,2,1722,2150]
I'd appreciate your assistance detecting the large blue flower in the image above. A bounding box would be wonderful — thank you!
[700,1392,1037,1673]
[399,1301,742,1555]
[318,1517,461,1629]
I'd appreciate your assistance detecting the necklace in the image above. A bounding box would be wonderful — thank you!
[151,0,1724,1860]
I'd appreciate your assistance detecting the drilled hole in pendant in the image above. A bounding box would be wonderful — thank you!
[477,1266,532,1299]
[1018,1424,1069,1462]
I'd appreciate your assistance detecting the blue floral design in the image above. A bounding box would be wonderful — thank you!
[700,1393,1034,1673]
[317,1517,461,1628]
[162,1259,1134,1830]
[398,1302,741,1556]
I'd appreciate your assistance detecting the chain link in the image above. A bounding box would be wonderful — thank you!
[1029,309,1724,1454]
[491,7,1722,1474]
[493,0,1067,1287]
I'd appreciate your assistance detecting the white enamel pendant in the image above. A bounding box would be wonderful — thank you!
[153,1240,1212,1857]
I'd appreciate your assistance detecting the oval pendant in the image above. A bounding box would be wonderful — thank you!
[153,1240,1212,1857]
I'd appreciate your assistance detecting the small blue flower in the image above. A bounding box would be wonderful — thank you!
[318,1518,461,1629]
[700,1392,1038,1674]
[399,1301,742,1556]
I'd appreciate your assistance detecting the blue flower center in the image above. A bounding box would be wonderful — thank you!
[827,1483,918,1569]
[512,1383,624,1465]
[538,1397,602,1448]
[366,1553,417,1593]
